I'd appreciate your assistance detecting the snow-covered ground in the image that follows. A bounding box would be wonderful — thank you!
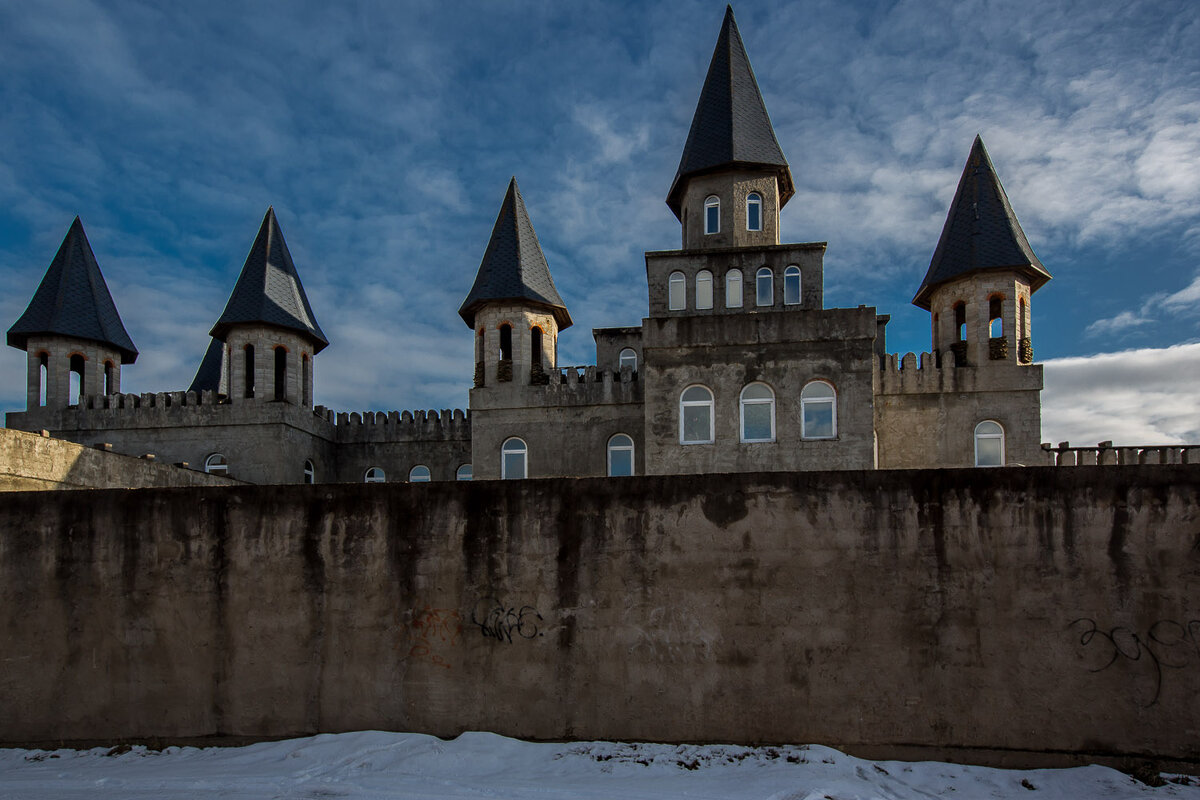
[0,731,1196,799]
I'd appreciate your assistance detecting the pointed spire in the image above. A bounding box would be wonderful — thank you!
[913,136,1052,310]
[459,177,572,330]
[6,217,138,363]
[666,5,793,219]
[187,337,224,395]
[210,207,328,352]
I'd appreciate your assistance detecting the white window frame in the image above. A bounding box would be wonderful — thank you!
[974,420,1006,467]
[409,465,431,482]
[801,380,837,439]
[668,271,686,311]
[704,195,720,234]
[784,265,801,305]
[303,459,315,484]
[502,437,528,479]
[364,466,386,483]
[746,192,762,231]
[756,267,773,306]
[696,269,713,309]
[725,269,743,308]
[619,348,638,372]
[607,433,635,476]
[204,453,228,476]
[739,382,776,443]
[679,385,715,445]
[456,464,473,481]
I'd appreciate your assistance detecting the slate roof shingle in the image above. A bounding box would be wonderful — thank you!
[6,217,138,363]
[210,208,328,352]
[913,136,1052,310]
[187,337,224,395]
[459,177,572,330]
[666,5,794,219]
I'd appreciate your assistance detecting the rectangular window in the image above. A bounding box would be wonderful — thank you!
[609,449,633,476]
[803,404,834,438]
[683,405,711,443]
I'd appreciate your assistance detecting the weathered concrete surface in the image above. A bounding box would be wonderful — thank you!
[0,466,1197,769]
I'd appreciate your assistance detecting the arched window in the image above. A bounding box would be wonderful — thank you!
[801,381,837,439]
[303,460,315,484]
[243,344,255,398]
[409,465,431,482]
[746,192,762,231]
[619,348,638,372]
[274,346,288,401]
[499,324,513,360]
[364,467,386,483]
[954,302,967,341]
[679,385,714,444]
[104,361,115,395]
[704,195,720,234]
[531,326,543,368]
[784,266,801,305]
[204,453,228,475]
[69,354,84,405]
[975,420,1005,467]
[502,437,527,479]
[989,297,1003,337]
[756,267,773,306]
[725,269,743,308]
[740,383,775,443]
[696,269,713,309]
[608,433,635,476]
[668,271,686,311]
[456,464,473,481]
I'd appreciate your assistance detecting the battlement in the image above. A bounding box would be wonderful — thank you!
[477,364,643,410]
[314,406,471,443]
[1041,441,1198,466]
[875,350,1042,395]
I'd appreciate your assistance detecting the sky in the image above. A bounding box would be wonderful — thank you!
[1,0,1198,446]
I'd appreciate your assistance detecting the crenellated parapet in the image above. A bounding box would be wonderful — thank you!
[1041,441,1198,466]
[315,406,471,444]
[875,350,1042,395]
[482,364,643,409]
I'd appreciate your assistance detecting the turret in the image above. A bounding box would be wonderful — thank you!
[459,178,571,388]
[201,208,327,405]
[6,217,138,410]
[914,136,1051,367]
[667,6,793,250]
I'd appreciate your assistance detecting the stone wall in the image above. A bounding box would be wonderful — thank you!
[1,466,1197,769]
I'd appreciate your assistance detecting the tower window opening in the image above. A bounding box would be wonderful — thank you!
[1018,298,1027,340]
[696,270,713,309]
[668,271,686,311]
[704,195,720,234]
[38,352,48,407]
[301,354,311,406]
[531,326,543,368]
[784,265,801,305]
[499,324,513,360]
[274,346,288,401]
[104,360,115,395]
[244,344,255,398]
[954,302,967,341]
[747,192,762,231]
[726,269,743,308]
[69,354,85,406]
[756,267,773,306]
[989,297,1003,337]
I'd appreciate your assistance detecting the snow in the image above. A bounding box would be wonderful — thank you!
[0,730,1196,799]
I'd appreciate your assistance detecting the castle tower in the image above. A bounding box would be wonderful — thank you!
[459,177,571,389]
[913,136,1052,367]
[666,5,794,250]
[202,208,328,405]
[6,217,138,410]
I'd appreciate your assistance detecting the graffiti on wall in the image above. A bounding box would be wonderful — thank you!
[404,606,463,670]
[1068,617,1200,707]
[469,597,544,643]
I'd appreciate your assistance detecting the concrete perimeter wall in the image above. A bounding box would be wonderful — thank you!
[1,466,1198,769]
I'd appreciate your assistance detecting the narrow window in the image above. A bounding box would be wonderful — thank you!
[273,346,287,401]
[499,324,513,361]
[531,326,543,368]
[668,271,686,311]
[607,433,635,476]
[784,265,801,305]
[364,467,386,483]
[68,354,85,405]
[301,354,311,406]
[801,381,837,439]
[696,270,713,309]
[725,270,743,308]
[456,464,473,481]
[954,302,967,341]
[1018,298,1027,340]
[704,195,720,234]
[501,437,527,479]
[244,344,255,398]
[619,348,637,372]
[409,465,431,482]
[104,361,115,395]
[975,420,1005,467]
[989,297,1003,337]
[38,353,48,407]
[756,268,773,306]
[679,385,714,444]
[204,453,228,475]
[746,192,762,231]
[303,460,315,484]
[740,383,776,443]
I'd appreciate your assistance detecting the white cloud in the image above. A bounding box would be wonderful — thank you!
[1085,272,1200,338]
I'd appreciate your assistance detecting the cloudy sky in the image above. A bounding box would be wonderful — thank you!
[2,0,1198,445]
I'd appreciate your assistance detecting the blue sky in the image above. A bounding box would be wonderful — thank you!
[2,0,1198,444]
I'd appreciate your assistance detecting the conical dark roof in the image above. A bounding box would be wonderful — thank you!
[913,136,1052,310]
[666,5,793,219]
[6,217,138,363]
[459,177,572,330]
[187,337,224,395]
[210,208,328,352]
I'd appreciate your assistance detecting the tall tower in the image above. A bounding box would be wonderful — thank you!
[913,136,1052,368]
[6,217,138,410]
[459,177,571,389]
[666,5,794,250]
[197,208,328,406]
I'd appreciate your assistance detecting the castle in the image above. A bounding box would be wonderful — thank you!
[4,7,1051,484]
